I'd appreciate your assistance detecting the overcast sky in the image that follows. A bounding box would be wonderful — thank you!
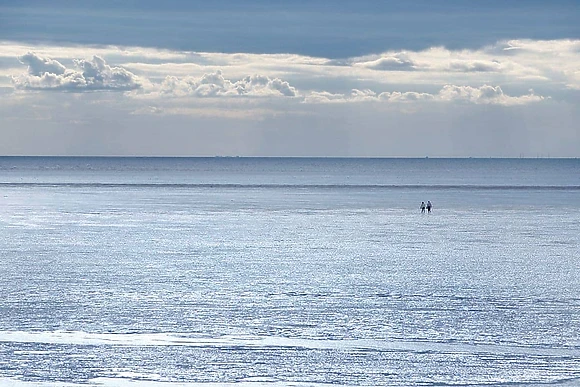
[1,0,579,157]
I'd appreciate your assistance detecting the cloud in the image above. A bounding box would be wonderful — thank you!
[448,60,502,72]
[303,85,540,106]
[302,91,347,103]
[159,70,297,98]
[303,89,432,104]
[12,52,142,91]
[303,89,386,104]
[18,52,67,76]
[494,39,580,54]
[438,85,543,105]
[355,54,416,71]
[379,91,436,102]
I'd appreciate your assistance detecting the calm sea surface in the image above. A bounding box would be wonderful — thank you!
[0,157,579,386]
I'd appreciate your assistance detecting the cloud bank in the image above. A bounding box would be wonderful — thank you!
[0,40,578,157]
[3,39,578,110]
[6,49,553,107]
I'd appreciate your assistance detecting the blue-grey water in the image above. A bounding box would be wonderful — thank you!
[0,157,579,387]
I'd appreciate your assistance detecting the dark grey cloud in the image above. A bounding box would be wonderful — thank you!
[1,1,578,58]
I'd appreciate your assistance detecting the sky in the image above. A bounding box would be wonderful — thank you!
[1,0,579,157]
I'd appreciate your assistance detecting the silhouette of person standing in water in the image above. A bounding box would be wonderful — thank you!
[426,200,432,213]
[420,202,426,213]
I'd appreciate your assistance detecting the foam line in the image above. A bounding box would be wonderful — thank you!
[0,331,577,357]
[0,377,352,387]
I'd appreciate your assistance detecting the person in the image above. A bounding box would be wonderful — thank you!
[426,200,432,213]
[420,201,426,213]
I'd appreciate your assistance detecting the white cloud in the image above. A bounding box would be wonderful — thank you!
[355,54,416,71]
[0,41,191,63]
[18,52,67,76]
[302,88,379,103]
[158,70,297,98]
[11,52,142,91]
[438,84,544,105]
[448,60,502,72]
[302,91,347,103]
[303,85,540,106]
[494,39,580,54]
[379,91,436,102]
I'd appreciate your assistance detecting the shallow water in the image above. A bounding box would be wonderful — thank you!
[0,158,579,386]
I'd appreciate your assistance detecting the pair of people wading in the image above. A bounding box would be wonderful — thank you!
[420,200,432,214]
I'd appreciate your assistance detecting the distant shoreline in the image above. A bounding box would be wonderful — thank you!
[0,155,577,160]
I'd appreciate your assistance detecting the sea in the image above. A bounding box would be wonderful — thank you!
[0,157,579,387]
